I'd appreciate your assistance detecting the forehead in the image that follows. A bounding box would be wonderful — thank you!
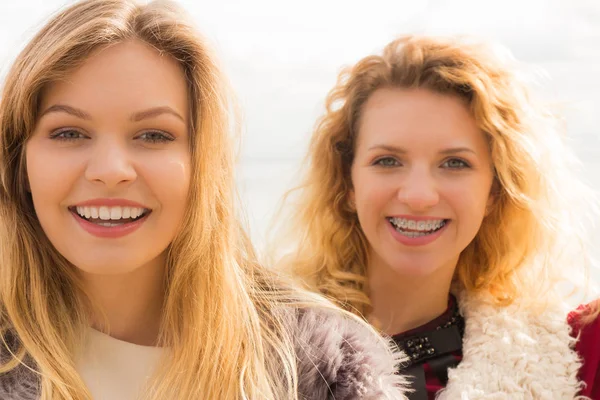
[357,88,486,151]
[39,40,189,120]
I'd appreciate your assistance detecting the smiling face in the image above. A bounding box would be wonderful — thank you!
[350,87,495,278]
[26,40,191,275]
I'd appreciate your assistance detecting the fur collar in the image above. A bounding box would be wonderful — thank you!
[294,307,409,399]
[436,293,583,399]
[0,307,410,400]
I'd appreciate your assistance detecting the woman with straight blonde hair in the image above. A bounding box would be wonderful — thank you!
[276,35,597,398]
[0,1,409,399]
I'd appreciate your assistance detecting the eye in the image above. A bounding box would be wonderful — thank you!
[49,129,88,142]
[136,130,175,144]
[373,157,400,167]
[441,158,470,169]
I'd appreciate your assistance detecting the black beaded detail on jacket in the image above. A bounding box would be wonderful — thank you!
[392,296,464,400]
[394,297,464,367]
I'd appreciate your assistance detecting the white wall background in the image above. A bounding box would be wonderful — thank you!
[1,0,600,290]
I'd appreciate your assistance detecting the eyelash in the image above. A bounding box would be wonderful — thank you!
[373,157,400,167]
[49,129,175,144]
[441,158,470,169]
[136,130,175,144]
[49,129,87,142]
[372,156,471,169]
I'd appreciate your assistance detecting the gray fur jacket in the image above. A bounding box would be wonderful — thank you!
[0,308,408,399]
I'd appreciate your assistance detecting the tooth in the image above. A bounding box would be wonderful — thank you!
[408,220,416,229]
[110,207,122,220]
[123,207,131,219]
[98,221,117,227]
[99,206,110,220]
[90,207,99,219]
[84,207,91,219]
[400,219,407,228]
[76,206,84,216]
[426,222,432,230]
[417,221,426,231]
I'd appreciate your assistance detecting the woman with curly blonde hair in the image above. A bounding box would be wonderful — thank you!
[276,35,596,398]
[0,1,408,399]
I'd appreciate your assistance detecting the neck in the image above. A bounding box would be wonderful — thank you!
[367,255,457,336]
[81,255,166,346]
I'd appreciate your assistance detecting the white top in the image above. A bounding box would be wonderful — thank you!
[76,329,165,400]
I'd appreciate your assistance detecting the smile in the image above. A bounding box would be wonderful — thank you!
[68,202,152,238]
[70,205,151,226]
[386,216,450,246]
[387,217,448,237]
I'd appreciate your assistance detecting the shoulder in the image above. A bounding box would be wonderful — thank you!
[568,301,600,398]
[0,366,38,400]
[291,306,409,400]
[568,301,600,338]
[0,332,39,400]
[441,294,582,398]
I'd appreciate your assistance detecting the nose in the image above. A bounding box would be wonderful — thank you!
[84,138,137,187]
[397,166,439,211]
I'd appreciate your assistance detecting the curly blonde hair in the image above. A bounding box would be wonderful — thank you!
[278,35,596,317]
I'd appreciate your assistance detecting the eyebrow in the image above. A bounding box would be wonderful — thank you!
[39,104,91,120]
[39,104,185,123]
[368,144,476,155]
[130,106,185,123]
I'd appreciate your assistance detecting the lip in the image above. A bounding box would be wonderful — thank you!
[71,198,150,209]
[387,214,448,221]
[70,208,150,239]
[387,218,450,247]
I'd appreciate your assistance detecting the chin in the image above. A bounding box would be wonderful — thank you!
[386,255,446,277]
[70,258,145,275]
[392,264,441,277]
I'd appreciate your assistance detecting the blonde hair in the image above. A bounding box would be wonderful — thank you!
[0,0,346,398]
[278,35,597,317]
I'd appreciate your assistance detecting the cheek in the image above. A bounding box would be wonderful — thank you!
[354,174,394,206]
[353,174,395,225]
[443,179,490,221]
[25,142,81,210]
[141,152,190,215]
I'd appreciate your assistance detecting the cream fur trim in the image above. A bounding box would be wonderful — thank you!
[436,294,583,399]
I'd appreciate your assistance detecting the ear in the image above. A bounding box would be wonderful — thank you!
[484,179,499,217]
[22,169,31,193]
[484,196,494,216]
[19,151,31,193]
[348,189,356,212]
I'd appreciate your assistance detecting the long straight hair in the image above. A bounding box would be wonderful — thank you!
[0,1,331,398]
